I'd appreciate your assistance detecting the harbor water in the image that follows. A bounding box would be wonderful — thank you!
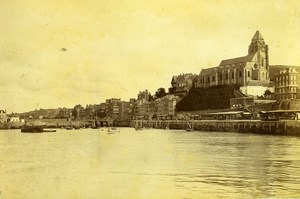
[0,128,299,199]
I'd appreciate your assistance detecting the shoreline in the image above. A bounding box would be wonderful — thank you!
[131,119,300,136]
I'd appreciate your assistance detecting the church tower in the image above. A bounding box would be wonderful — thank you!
[248,31,269,81]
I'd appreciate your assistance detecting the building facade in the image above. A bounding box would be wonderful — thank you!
[274,68,300,100]
[195,31,270,94]
[169,73,196,97]
[135,95,178,120]
[0,110,8,123]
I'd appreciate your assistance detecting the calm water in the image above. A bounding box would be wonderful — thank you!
[0,128,300,199]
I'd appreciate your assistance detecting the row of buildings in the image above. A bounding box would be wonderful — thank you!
[135,90,178,120]
[0,110,24,123]
[16,98,136,121]
[2,31,299,123]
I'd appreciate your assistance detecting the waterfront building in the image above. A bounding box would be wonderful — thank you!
[106,98,121,119]
[135,101,150,119]
[137,89,151,103]
[134,94,178,120]
[8,115,20,122]
[194,31,271,96]
[0,110,8,123]
[154,95,179,119]
[135,90,151,119]
[85,105,97,119]
[57,107,72,118]
[118,101,134,120]
[73,104,85,119]
[274,68,300,100]
[169,73,197,97]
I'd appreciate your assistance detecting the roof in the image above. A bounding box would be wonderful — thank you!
[171,73,196,83]
[251,31,264,42]
[202,111,249,115]
[269,65,300,80]
[199,67,218,76]
[219,55,253,66]
[171,76,177,84]
[246,80,271,87]
[261,110,300,113]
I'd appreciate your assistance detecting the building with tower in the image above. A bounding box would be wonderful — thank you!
[194,31,272,96]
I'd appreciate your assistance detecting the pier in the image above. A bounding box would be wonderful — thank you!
[131,120,300,136]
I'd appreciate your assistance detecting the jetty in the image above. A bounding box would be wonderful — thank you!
[131,120,300,136]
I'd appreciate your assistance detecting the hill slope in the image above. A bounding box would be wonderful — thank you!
[176,85,239,111]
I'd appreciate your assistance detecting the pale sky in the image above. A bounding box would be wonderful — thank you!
[1,0,300,113]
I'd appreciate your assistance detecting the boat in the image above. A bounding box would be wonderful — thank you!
[21,103,45,133]
[107,127,120,134]
[21,125,44,133]
[66,126,73,130]
[186,120,194,132]
[135,126,143,131]
[186,128,194,132]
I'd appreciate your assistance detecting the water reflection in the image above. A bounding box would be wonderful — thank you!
[0,128,299,199]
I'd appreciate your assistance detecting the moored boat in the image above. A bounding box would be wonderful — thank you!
[21,126,44,133]
[107,127,120,134]
[186,128,194,132]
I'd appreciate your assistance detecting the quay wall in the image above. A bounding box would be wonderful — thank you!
[0,118,118,129]
[131,120,300,136]
[0,119,86,129]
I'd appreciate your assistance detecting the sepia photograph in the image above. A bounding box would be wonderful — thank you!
[0,0,300,198]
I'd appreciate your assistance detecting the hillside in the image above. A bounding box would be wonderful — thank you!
[176,85,240,111]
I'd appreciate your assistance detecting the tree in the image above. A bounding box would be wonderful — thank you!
[148,93,154,102]
[72,104,83,118]
[155,88,167,98]
[264,89,271,95]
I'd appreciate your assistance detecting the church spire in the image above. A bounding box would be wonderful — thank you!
[251,30,264,42]
[248,31,266,54]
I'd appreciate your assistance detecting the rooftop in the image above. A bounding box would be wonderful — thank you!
[219,55,253,66]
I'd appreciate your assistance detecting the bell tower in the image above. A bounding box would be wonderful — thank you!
[248,31,269,80]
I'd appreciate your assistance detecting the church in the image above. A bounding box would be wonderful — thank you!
[194,31,272,96]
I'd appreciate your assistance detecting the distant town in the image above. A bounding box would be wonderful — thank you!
[1,31,300,129]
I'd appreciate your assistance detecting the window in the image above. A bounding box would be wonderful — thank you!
[239,71,242,77]
[207,77,210,83]
[212,76,215,82]
[232,72,234,78]
[247,71,250,77]
[220,74,222,80]
[226,73,228,79]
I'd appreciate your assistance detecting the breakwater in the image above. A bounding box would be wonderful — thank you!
[131,120,300,136]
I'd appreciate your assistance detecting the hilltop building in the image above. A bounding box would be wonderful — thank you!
[194,31,271,97]
[169,73,196,97]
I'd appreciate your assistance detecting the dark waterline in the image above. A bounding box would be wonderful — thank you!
[0,128,300,199]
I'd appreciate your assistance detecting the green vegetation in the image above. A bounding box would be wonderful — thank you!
[155,87,167,98]
[176,85,240,111]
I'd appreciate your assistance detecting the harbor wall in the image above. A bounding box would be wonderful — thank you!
[131,120,300,136]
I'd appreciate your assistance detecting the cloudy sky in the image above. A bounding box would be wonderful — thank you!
[1,0,300,112]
